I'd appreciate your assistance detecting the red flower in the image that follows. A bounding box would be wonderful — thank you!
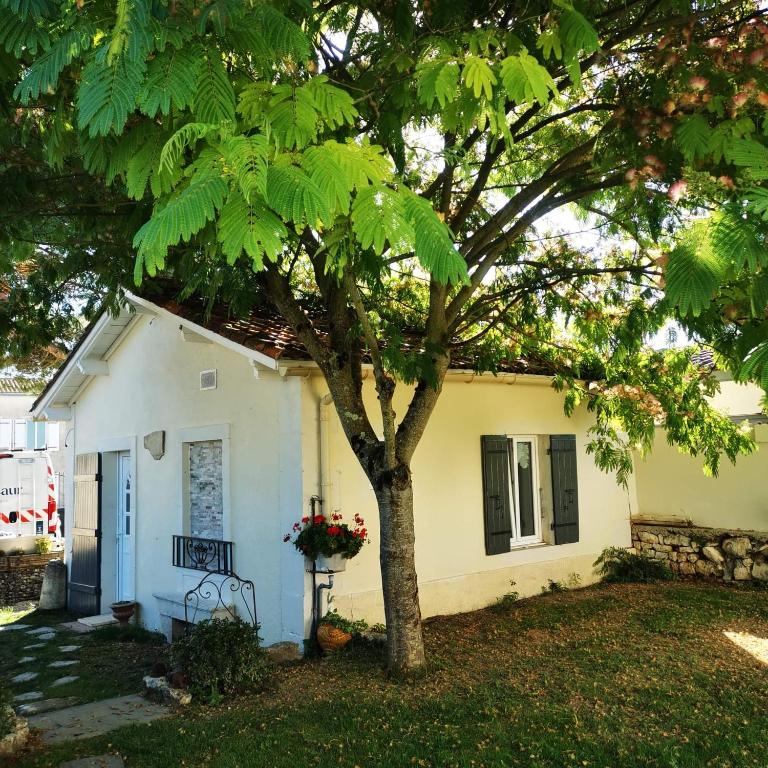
[354,514,364,524]
[331,513,342,521]
[313,514,325,525]
[301,516,309,524]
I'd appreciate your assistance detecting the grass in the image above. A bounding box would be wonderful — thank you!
[11,581,768,768]
[0,608,167,705]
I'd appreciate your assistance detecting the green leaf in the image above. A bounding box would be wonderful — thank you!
[194,53,236,124]
[307,75,357,129]
[747,187,768,220]
[402,192,468,284]
[301,145,352,215]
[740,341,768,392]
[500,51,557,107]
[217,188,287,267]
[710,209,767,272]
[265,163,332,229]
[416,58,459,108]
[133,171,228,276]
[321,140,392,191]
[559,9,599,55]
[665,230,725,317]
[219,133,269,202]
[537,29,562,60]
[125,128,178,199]
[266,84,318,150]
[351,184,412,255]
[462,55,496,100]
[107,0,151,64]
[675,114,712,163]
[14,27,92,103]
[77,55,145,138]
[138,45,201,118]
[725,137,768,169]
[0,7,49,56]
[0,0,51,20]
[159,122,218,174]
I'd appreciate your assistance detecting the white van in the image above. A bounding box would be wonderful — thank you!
[0,452,59,538]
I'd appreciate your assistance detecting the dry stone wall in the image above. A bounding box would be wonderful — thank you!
[631,523,768,582]
[0,553,59,606]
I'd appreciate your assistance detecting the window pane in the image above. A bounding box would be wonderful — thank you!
[0,420,12,449]
[14,421,27,450]
[46,423,60,450]
[516,441,536,537]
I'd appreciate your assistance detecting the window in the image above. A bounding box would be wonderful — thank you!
[0,419,60,451]
[508,437,540,544]
[482,433,580,555]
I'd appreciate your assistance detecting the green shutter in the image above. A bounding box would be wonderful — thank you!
[481,435,513,555]
[550,434,579,544]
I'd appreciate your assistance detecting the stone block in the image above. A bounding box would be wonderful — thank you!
[722,537,752,558]
[38,560,67,610]
[702,546,724,564]
[733,564,751,581]
[694,559,717,576]
[637,532,659,544]
[655,544,672,552]
[653,551,668,560]
[753,562,768,581]
[143,430,165,461]
[265,641,302,664]
[663,534,691,547]
[679,561,695,576]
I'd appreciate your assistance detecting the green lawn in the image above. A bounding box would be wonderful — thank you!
[0,608,167,705]
[11,581,768,768]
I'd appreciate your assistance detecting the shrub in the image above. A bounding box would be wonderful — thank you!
[594,547,674,583]
[542,573,582,594]
[491,580,519,612]
[171,618,271,702]
[34,536,52,554]
[320,609,368,635]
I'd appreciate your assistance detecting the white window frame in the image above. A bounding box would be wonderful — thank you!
[507,434,542,546]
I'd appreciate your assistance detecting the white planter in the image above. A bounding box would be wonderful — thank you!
[314,553,348,573]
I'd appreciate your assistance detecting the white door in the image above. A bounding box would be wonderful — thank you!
[116,453,135,601]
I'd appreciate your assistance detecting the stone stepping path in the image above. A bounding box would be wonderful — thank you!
[25,626,56,635]
[59,645,81,653]
[49,660,79,668]
[28,694,169,744]
[14,691,43,702]
[16,697,79,717]
[60,755,124,768]
[51,676,79,687]
[24,642,46,650]
[18,656,35,664]
[0,623,31,632]
[38,632,56,641]
[11,671,38,684]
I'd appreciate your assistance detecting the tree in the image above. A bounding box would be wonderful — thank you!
[2,0,767,671]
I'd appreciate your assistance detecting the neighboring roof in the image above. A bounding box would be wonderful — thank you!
[0,377,43,395]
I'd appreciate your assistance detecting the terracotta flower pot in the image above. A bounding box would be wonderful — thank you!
[110,600,136,625]
[316,623,352,652]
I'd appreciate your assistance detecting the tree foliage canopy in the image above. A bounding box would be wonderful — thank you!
[3,0,768,671]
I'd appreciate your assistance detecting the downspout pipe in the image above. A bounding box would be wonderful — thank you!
[318,393,333,512]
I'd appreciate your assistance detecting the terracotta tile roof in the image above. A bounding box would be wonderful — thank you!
[0,377,43,395]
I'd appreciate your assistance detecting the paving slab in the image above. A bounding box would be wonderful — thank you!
[29,694,169,744]
[59,645,82,652]
[16,697,80,717]
[51,676,79,687]
[60,755,124,768]
[11,671,38,684]
[77,614,117,628]
[0,623,31,632]
[24,642,47,650]
[58,621,94,635]
[18,656,35,664]
[26,626,56,635]
[49,660,79,668]
[39,632,56,640]
[14,691,43,702]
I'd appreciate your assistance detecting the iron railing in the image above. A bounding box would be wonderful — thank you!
[172,535,233,575]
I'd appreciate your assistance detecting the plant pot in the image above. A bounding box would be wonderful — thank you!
[316,623,352,653]
[315,553,347,572]
[110,600,137,625]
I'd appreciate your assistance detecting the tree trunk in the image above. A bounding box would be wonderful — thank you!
[375,462,425,673]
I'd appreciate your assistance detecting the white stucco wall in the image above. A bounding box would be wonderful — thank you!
[63,313,305,646]
[300,373,636,625]
[634,379,768,532]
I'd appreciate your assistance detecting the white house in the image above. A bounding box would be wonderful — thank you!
[32,292,637,647]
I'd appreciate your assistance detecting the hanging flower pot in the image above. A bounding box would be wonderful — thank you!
[284,512,368,567]
[315,552,347,572]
